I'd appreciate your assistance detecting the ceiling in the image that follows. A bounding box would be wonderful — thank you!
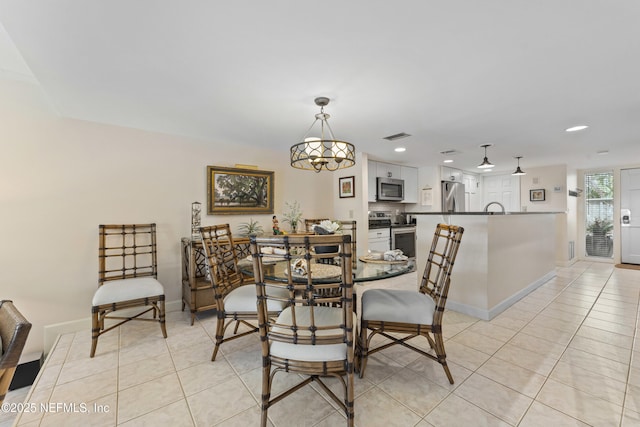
[1,1,639,174]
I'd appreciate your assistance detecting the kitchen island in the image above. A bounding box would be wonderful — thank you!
[414,212,559,320]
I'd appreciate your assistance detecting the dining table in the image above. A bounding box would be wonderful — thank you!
[238,256,415,284]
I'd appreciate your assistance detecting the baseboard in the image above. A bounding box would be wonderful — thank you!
[43,299,183,355]
[447,270,557,321]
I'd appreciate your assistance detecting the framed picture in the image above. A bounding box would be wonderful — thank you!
[207,166,274,214]
[530,189,545,202]
[339,176,355,198]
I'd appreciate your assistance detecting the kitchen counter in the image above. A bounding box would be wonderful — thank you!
[415,213,557,320]
[410,211,564,215]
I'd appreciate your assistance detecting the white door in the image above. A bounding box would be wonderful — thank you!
[621,168,640,264]
[483,174,521,212]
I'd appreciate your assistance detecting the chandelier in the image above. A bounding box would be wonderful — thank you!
[290,97,355,172]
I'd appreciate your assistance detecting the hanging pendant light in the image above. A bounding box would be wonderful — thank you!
[477,144,495,169]
[290,97,356,172]
[512,156,526,176]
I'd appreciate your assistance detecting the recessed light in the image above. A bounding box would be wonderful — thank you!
[443,159,453,163]
[565,125,589,132]
[394,147,406,152]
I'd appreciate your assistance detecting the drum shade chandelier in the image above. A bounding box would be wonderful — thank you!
[290,97,355,172]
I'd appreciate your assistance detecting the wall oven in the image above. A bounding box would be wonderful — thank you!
[392,226,416,258]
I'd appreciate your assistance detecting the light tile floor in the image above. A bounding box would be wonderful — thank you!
[4,261,640,426]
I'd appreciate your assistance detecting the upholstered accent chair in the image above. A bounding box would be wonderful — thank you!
[199,224,287,361]
[358,223,464,384]
[250,234,355,427]
[91,224,167,357]
[0,300,32,405]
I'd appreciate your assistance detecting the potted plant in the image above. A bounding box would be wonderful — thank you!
[586,218,613,257]
[237,218,264,237]
[282,201,303,233]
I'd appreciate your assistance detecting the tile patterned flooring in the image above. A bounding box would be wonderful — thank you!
[4,261,640,426]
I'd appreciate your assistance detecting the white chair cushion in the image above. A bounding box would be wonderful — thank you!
[270,306,347,362]
[361,289,435,325]
[224,284,286,313]
[92,277,164,306]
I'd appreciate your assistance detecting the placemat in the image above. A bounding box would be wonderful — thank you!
[285,263,342,279]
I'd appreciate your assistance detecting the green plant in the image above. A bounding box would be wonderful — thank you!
[237,218,264,237]
[587,218,613,235]
[282,201,303,232]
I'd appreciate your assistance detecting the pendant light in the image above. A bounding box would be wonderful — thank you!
[477,144,495,169]
[290,97,356,172]
[512,156,526,176]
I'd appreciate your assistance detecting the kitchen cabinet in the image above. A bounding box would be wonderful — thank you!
[376,162,402,179]
[367,160,377,202]
[368,228,391,253]
[441,166,463,183]
[401,166,418,203]
[463,174,478,194]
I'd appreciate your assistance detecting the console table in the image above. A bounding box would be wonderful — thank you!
[180,236,251,325]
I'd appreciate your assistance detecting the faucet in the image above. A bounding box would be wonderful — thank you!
[483,201,505,213]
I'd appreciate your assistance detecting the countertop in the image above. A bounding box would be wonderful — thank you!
[409,211,564,215]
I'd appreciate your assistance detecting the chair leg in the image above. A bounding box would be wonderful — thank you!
[90,308,100,358]
[358,321,369,379]
[158,300,167,338]
[211,316,225,361]
[346,367,355,426]
[432,331,454,384]
[260,362,271,427]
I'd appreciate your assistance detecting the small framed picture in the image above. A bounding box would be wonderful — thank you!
[339,176,355,198]
[530,189,545,201]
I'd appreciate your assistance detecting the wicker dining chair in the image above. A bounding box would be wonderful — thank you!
[305,219,358,268]
[200,224,287,361]
[91,224,167,357]
[0,300,32,405]
[250,234,355,427]
[358,223,464,384]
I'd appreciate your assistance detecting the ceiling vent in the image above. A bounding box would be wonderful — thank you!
[439,149,461,156]
[383,132,411,141]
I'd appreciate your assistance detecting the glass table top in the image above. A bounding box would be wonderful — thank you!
[239,257,416,283]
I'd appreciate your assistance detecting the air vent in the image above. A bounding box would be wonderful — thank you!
[439,149,461,156]
[383,132,411,141]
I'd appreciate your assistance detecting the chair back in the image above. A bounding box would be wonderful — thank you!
[98,224,158,284]
[419,223,464,325]
[250,234,354,355]
[200,224,247,306]
[0,300,32,404]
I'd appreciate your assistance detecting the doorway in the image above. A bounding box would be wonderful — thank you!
[621,168,640,264]
[584,171,613,258]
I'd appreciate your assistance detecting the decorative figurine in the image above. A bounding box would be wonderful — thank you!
[272,215,282,235]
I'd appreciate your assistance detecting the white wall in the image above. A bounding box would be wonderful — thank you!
[0,78,335,354]
[520,165,568,213]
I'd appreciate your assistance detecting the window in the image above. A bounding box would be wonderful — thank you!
[585,171,613,258]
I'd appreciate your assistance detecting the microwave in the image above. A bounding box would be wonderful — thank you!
[377,177,404,201]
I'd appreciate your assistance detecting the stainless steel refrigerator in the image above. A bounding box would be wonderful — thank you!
[441,181,465,212]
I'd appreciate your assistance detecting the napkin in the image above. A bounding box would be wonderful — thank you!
[383,249,408,261]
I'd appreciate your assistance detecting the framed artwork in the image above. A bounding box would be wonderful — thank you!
[530,189,545,202]
[339,176,355,198]
[207,166,274,214]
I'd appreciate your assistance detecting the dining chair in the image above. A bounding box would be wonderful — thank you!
[199,224,287,361]
[357,223,464,384]
[250,234,355,427]
[0,300,32,404]
[91,224,167,357]
[305,219,358,268]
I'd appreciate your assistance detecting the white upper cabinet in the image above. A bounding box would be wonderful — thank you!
[367,160,377,202]
[376,162,402,179]
[441,166,463,183]
[463,174,478,194]
[401,166,418,203]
